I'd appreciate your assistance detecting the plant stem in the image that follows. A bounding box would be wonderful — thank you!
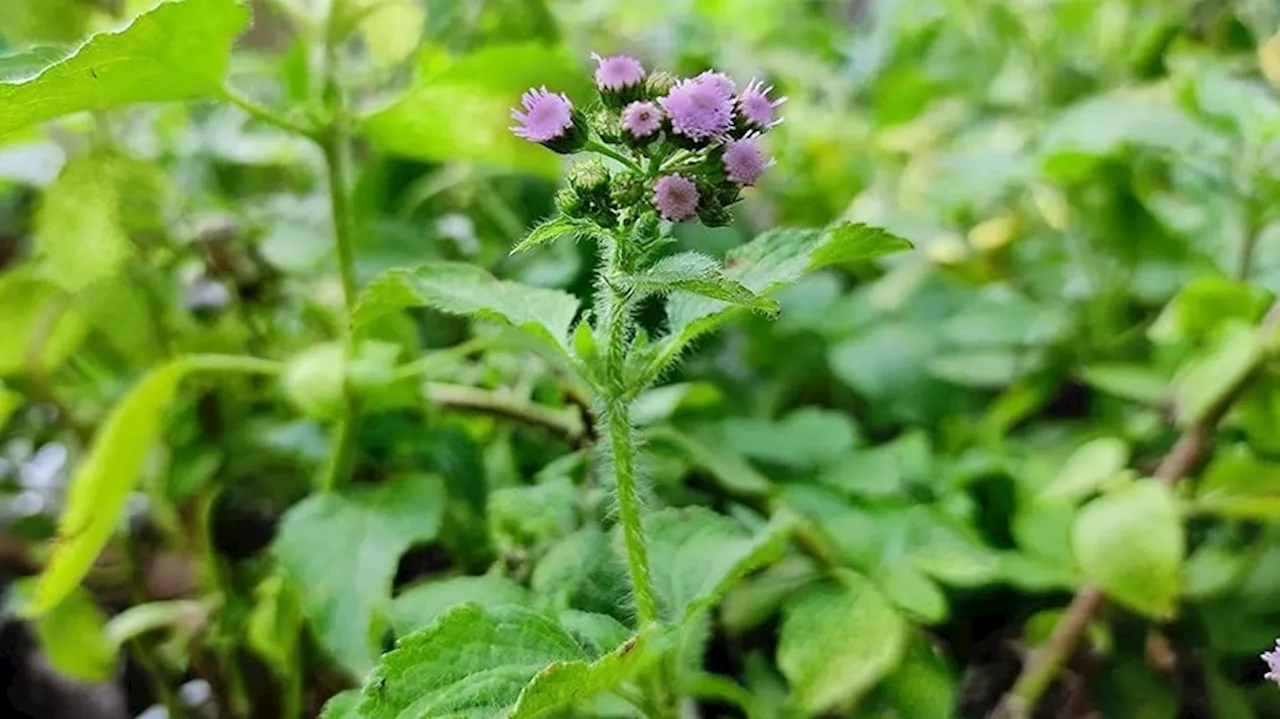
[991,300,1280,719]
[423,382,586,443]
[603,397,660,625]
[320,128,360,327]
[585,140,641,172]
[220,87,318,139]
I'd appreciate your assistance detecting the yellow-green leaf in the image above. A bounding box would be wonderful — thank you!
[0,268,87,378]
[35,153,131,292]
[1073,482,1183,618]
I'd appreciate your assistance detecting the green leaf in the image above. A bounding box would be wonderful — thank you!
[1073,482,1183,618]
[275,473,446,677]
[359,604,650,719]
[34,153,131,292]
[870,563,948,624]
[1038,437,1131,503]
[638,252,778,315]
[532,528,630,622]
[320,690,363,719]
[392,575,531,637]
[642,506,792,623]
[719,407,858,470]
[869,635,955,719]
[648,222,911,379]
[353,262,580,353]
[0,0,92,44]
[777,570,908,714]
[361,42,592,176]
[1080,363,1170,406]
[31,361,189,614]
[1149,276,1270,347]
[512,215,610,254]
[0,386,21,433]
[1175,323,1265,426]
[245,575,302,679]
[0,268,87,378]
[0,0,251,138]
[9,581,115,682]
[645,426,772,497]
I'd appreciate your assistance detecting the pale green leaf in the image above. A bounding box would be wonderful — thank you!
[320,690,362,719]
[353,262,580,353]
[1080,363,1170,406]
[1073,482,1183,618]
[10,581,115,683]
[871,563,948,624]
[35,153,131,292]
[361,42,591,176]
[105,599,207,646]
[512,215,610,254]
[246,575,302,678]
[636,252,778,315]
[777,570,908,714]
[807,222,915,267]
[870,635,955,719]
[1175,323,1265,426]
[1038,437,1131,503]
[0,0,251,138]
[644,426,772,496]
[275,474,446,677]
[642,506,792,623]
[0,268,87,377]
[32,360,189,613]
[392,575,531,637]
[359,604,649,719]
[0,0,92,44]
[719,407,858,470]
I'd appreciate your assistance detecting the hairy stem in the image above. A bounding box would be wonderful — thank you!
[992,300,1280,719]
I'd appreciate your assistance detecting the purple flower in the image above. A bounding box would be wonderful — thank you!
[739,79,786,128]
[510,87,574,143]
[592,53,646,91]
[723,136,770,186]
[652,174,700,221]
[1264,640,1280,685]
[623,101,663,138]
[696,70,737,98]
[660,76,734,142]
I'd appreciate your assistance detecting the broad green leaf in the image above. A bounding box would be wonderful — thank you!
[512,215,610,254]
[320,690,363,719]
[1080,363,1170,406]
[871,563,948,624]
[721,556,818,634]
[645,426,772,496]
[0,0,91,44]
[1073,482,1183,618]
[1148,276,1270,347]
[275,473,446,677]
[35,153,131,293]
[9,581,115,682]
[352,0,425,68]
[642,507,792,623]
[532,528,630,622]
[558,610,632,657]
[905,507,1002,587]
[359,604,649,719]
[488,476,577,554]
[1038,437,1130,503]
[1181,543,1250,600]
[361,42,591,176]
[392,575,531,637]
[648,222,911,379]
[869,635,955,719]
[32,361,189,614]
[637,252,778,315]
[1175,322,1265,426]
[0,0,251,138]
[0,268,87,377]
[353,262,580,353]
[630,382,723,427]
[928,350,1035,389]
[777,570,908,714]
[818,430,931,500]
[719,407,858,470]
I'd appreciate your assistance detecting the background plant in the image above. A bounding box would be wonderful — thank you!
[3,1,1280,719]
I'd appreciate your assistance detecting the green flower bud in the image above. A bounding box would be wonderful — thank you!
[696,191,733,228]
[593,108,622,143]
[569,158,611,202]
[644,71,677,100]
[555,187,583,217]
[611,172,646,209]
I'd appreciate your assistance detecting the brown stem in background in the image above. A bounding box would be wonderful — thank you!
[991,301,1280,719]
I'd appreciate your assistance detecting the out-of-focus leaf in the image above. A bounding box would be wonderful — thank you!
[777,570,907,714]
[532,528,630,622]
[1263,33,1280,91]
[719,407,858,470]
[646,426,772,496]
[868,634,955,719]
[0,268,87,378]
[34,153,131,293]
[392,575,530,637]
[1175,323,1265,426]
[512,214,610,254]
[320,690,362,719]
[274,474,446,677]
[1080,364,1170,406]
[636,252,778,315]
[0,0,250,138]
[1039,437,1130,503]
[361,42,591,176]
[10,581,115,683]
[1148,276,1269,347]
[0,0,91,44]
[1073,482,1183,618]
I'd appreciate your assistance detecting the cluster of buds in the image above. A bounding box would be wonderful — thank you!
[510,53,785,228]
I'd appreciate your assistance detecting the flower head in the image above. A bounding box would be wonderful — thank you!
[739,79,786,128]
[1264,640,1280,685]
[510,87,574,143]
[623,101,663,138]
[723,136,770,186]
[652,174,700,221]
[697,70,737,98]
[592,53,646,91]
[660,75,735,142]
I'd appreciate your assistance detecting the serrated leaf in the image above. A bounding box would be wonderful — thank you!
[638,252,778,315]
[1039,437,1130,503]
[361,42,592,176]
[1175,323,1265,426]
[512,215,609,254]
[0,268,87,378]
[32,360,189,614]
[532,528,631,622]
[0,0,251,138]
[392,575,531,637]
[275,474,446,677]
[647,222,911,382]
[642,506,792,623]
[35,153,131,293]
[1073,482,1183,618]
[353,262,580,354]
[777,570,908,714]
[359,604,650,719]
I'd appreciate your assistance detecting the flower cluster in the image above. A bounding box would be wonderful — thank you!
[1264,639,1280,686]
[510,53,784,227]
